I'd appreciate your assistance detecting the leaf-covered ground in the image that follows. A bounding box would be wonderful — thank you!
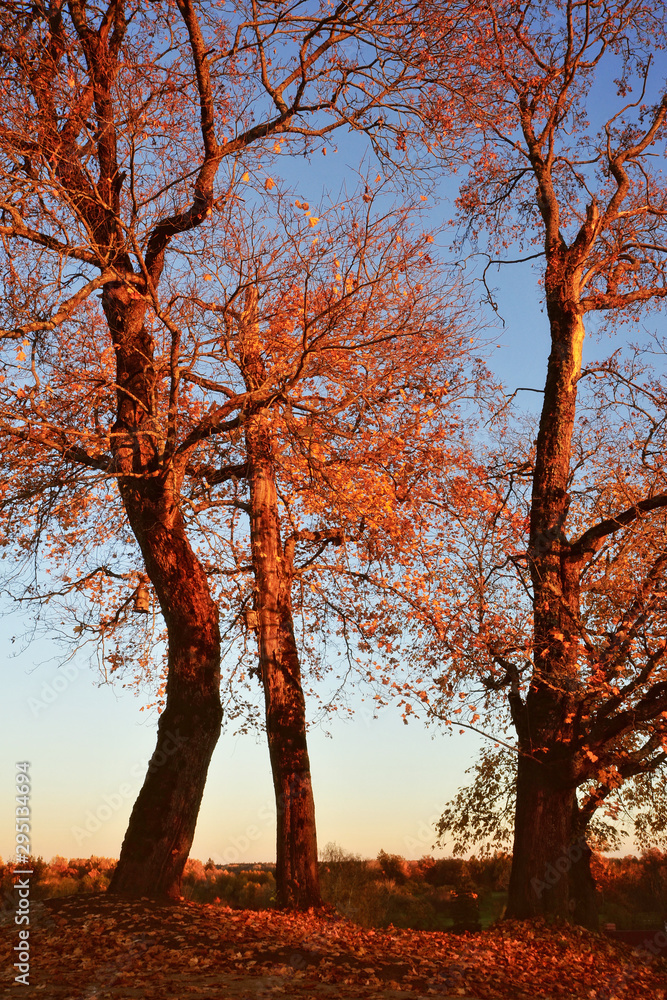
[1,894,665,999]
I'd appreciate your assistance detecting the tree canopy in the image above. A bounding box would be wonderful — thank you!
[2,0,667,928]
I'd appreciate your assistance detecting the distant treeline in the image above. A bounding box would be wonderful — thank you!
[1,848,665,932]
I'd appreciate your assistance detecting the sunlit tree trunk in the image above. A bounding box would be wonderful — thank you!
[508,749,597,926]
[240,290,322,910]
[506,251,598,928]
[107,504,222,900]
[104,286,223,900]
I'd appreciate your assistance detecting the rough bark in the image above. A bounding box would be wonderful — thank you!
[507,243,599,925]
[507,753,597,928]
[241,291,322,910]
[105,280,223,899]
[107,546,222,899]
[106,457,223,902]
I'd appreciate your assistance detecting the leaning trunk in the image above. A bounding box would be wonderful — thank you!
[33,0,230,901]
[108,500,223,900]
[105,283,223,900]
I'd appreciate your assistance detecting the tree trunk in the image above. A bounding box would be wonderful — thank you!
[506,754,597,928]
[240,290,322,910]
[244,406,322,909]
[105,282,223,901]
[108,501,223,900]
[108,677,222,900]
[570,839,598,930]
[508,244,600,927]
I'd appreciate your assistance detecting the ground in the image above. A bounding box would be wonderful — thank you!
[1,894,665,999]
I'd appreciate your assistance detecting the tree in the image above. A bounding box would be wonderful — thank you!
[1,159,476,911]
[0,0,434,901]
[238,280,324,908]
[421,0,667,926]
[161,187,479,907]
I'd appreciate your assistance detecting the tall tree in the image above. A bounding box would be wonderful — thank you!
[0,0,431,901]
[421,0,667,926]
[158,189,478,908]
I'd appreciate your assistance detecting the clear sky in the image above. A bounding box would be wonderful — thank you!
[0,208,547,866]
[1,616,491,864]
[1,61,651,868]
[0,223,640,868]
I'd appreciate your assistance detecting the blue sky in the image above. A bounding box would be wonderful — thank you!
[3,52,661,868]
[0,213,646,867]
[0,200,544,868]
